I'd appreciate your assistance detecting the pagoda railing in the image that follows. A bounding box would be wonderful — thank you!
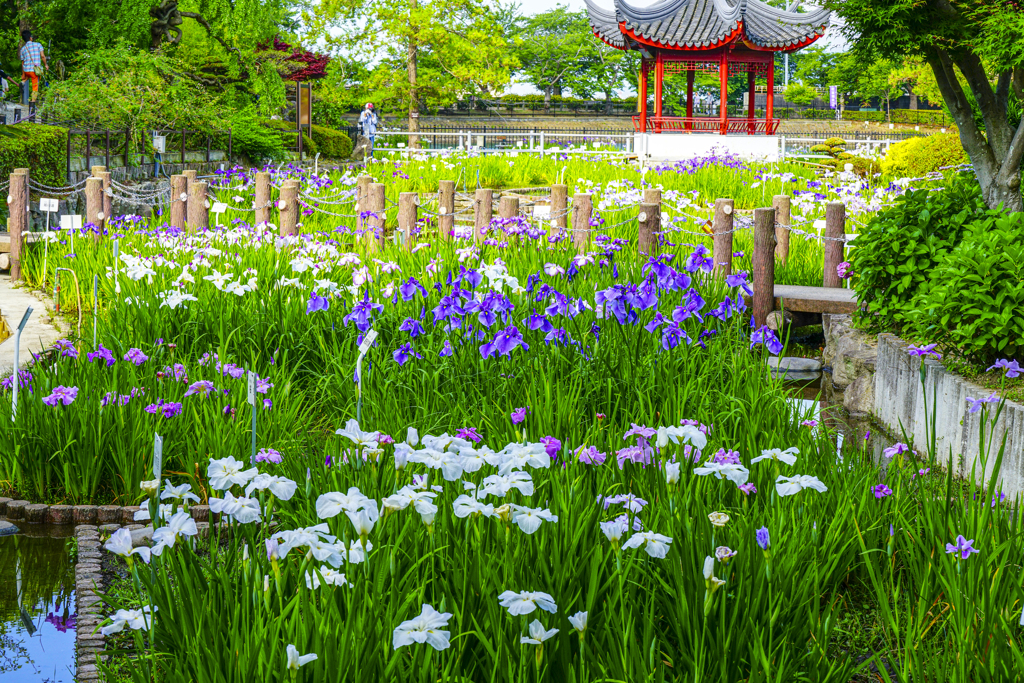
[632,116,781,135]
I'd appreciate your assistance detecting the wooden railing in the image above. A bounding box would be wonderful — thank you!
[632,116,781,135]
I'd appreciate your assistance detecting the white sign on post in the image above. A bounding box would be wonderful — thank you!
[247,371,257,407]
[356,329,378,397]
[533,205,551,219]
[40,198,58,213]
[212,202,227,214]
[153,433,164,480]
[152,135,166,154]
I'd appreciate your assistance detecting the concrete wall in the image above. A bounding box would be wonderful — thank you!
[874,333,1024,495]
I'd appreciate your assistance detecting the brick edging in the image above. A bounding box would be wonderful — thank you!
[0,497,211,525]
[75,524,106,683]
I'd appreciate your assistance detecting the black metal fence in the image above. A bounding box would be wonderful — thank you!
[66,128,232,175]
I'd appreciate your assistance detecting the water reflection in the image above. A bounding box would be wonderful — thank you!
[0,534,76,682]
[785,377,893,461]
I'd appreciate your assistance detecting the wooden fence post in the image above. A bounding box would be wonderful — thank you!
[474,189,493,243]
[86,177,103,240]
[752,207,777,328]
[638,202,661,255]
[254,172,270,226]
[772,194,791,264]
[643,188,661,205]
[183,169,197,223]
[367,183,386,249]
[550,184,568,236]
[90,165,106,177]
[823,201,847,288]
[187,181,209,230]
[572,193,592,253]
[499,195,519,220]
[438,180,454,240]
[99,171,112,227]
[278,181,299,236]
[170,175,187,228]
[712,198,734,277]
[356,175,372,236]
[398,192,418,251]
[8,172,27,281]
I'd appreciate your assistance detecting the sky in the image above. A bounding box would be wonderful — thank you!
[503,0,848,95]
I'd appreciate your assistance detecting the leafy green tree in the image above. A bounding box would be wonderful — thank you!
[784,82,818,106]
[825,0,1024,211]
[308,0,513,142]
[511,6,593,109]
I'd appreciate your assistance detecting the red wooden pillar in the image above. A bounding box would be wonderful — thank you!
[686,68,694,132]
[719,53,729,136]
[767,58,776,134]
[654,53,664,134]
[747,68,756,135]
[638,60,648,134]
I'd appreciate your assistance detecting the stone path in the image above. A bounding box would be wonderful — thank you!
[0,275,65,377]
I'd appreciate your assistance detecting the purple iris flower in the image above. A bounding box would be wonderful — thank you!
[53,339,78,359]
[399,317,425,338]
[684,245,714,273]
[738,483,757,496]
[88,344,116,367]
[590,323,601,340]
[966,393,999,413]
[756,527,770,550]
[725,271,754,296]
[908,344,941,360]
[661,324,691,350]
[882,442,909,459]
[945,535,979,559]
[184,380,216,397]
[623,423,656,440]
[872,484,893,499]
[644,312,666,334]
[306,290,330,314]
[673,289,705,323]
[393,343,421,366]
[343,293,383,332]
[511,407,528,424]
[399,277,428,301]
[456,427,482,443]
[124,348,149,366]
[987,359,1021,378]
[480,325,528,359]
[544,328,570,346]
[750,325,783,355]
[439,340,454,357]
[431,296,465,323]
[256,448,283,464]
[540,435,562,461]
[42,385,78,406]
[524,311,553,333]
[712,449,741,465]
[576,445,606,465]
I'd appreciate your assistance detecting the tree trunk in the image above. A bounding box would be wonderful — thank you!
[544,86,551,114]
[604,90,613,115]
[553,82,562,98]
[407,0,419,149]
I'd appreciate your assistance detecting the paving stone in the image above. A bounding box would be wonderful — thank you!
[121,506,141,524]
[74,506,98,524]
[0,520,18,536]
[190,504,210,522]
[47,504,73,525]
[5,500,28,520]
[0,497,10,515]
[97,523,121,534]
[767,356,824,372]
[96,506,121,524]
[24,504,49,523]
[131,526,154,547]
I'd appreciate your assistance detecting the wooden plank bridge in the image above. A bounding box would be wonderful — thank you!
[744,284,859,315]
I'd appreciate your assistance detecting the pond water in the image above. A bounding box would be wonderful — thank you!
[0,530,76,683]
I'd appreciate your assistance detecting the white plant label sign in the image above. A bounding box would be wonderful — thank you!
[39,198,58,213]
[153,433,163,480]
[247,371,257,407]
[356,329,378,397]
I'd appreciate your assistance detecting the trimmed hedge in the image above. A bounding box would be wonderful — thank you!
[310,125,353,158]
[0,124,67,187]
[263,120,317,157]
[881,133,968,177]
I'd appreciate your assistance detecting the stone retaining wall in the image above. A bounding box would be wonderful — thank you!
[874,333,1024,495]
[0,496,211,525]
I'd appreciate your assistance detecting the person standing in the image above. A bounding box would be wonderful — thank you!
[358,102,378,158]
[19,30,47,106]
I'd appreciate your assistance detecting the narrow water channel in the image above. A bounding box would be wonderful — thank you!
[0,530,76,682]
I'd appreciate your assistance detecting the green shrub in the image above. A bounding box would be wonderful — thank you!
[310,125,352,158]
[263,120,317,157]
[850,173,988,330]
[881,133,968,178]
[219,110,286,164]
[0,124,68,187]
[907,213,1024,364]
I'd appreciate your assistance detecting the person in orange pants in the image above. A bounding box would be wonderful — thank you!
[19,30,47,104]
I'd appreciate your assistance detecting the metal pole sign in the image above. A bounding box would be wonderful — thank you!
[40,198,57,287]
[10,307,33,422]
[112,239,120,294]
[153,433,163,480]
[93,274,99,350]
[247,369,257,463]
[355,329,378,423]
[211,201,227,226]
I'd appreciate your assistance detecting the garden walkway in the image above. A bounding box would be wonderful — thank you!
[0,276,64,378]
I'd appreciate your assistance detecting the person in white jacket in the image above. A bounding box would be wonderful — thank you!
[358,102,378,158]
